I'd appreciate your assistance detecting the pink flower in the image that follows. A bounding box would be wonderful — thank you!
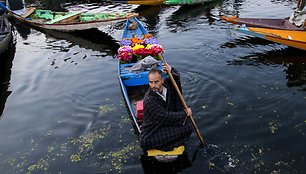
[117,46,133,62]
[148,44,164,56]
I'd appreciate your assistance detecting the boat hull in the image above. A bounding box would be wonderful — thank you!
[118,69,142,133]
[235,26,306,50]
[9,13,127,32]
[221,15,305,31]
[221,15,306,50]
[0,17,12,55]
[6,8,131,32]
[118,17,185,160]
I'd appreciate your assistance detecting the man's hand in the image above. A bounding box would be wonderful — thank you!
[162,63,172,73]
[184,107,192,117]
[182,107,192,125]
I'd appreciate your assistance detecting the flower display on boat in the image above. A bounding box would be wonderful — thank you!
[144,37,158,45]
[143,34,153,38]
[119,39,132,46]
[131,37,143,47]
[117,46,133,63]
[132,44,145,50]
[148,44,164,56]
[117,34,164,63]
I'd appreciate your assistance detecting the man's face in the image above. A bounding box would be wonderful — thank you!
[148,72,164,92]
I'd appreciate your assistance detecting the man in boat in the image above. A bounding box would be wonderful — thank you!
[139,63,193,151]
[289,0,306,28]
[5,0,25,15]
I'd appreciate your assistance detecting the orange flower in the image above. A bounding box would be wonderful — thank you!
[143,34,153,39]
[131,37,140,43]
[131,37,143,47]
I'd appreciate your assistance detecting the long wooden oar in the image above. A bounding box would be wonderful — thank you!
[158,53,207,147]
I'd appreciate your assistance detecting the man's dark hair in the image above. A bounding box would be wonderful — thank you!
[148,67,162,77]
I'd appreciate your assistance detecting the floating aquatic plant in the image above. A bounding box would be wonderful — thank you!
[99,105,114,113]
[268,121,281,134]
[70,154,81,162]
[27,158,49,173]
[47,146,54,153]
[107,143,140,173]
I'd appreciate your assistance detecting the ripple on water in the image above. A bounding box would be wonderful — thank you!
[181,69,231,137]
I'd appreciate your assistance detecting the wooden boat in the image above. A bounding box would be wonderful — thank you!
[118,17,185,162]
[233,26,306,50]
[220,15,306,31]
[0,16,12,55]
[6,7,138,32]
[221,15,306,50]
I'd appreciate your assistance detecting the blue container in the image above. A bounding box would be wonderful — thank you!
[120,61,166,86]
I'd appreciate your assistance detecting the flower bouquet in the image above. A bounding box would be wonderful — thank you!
[117,46,133,63]
[117,34,164,63]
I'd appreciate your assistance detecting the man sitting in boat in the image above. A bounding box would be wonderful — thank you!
[5,0,25,15]
[289,0,306,28]
[139,63,193,151]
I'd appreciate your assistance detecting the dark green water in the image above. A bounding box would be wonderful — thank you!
[1,0,306,173]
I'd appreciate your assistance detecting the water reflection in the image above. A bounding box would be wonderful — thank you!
[9,21,31,40]
[0,39,16,117]
[42,29,120,54]
[220,0,245,16]
[166,2,221,32]
[221,35,276,49]
[226,47,306,90]
[140,152,192,174]
[26,0,66,11]
[286,64,306,90]
[11,19,119,55]
[134,5,167,33]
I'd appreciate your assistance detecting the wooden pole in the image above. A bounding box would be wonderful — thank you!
[158,53,207,147]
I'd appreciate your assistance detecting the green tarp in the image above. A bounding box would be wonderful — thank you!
[80,13,125,22]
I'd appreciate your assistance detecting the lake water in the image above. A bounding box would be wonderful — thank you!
[1,0,306,173]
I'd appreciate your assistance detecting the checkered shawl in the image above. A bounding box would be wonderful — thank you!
[139,68,193,151]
